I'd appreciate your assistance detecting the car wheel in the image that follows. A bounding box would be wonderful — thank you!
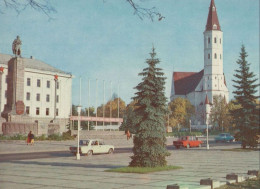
[108,148,113,154]
[87,150,93,156]
[186,144,190,149]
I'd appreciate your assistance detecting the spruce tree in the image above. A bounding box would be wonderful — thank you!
[232,45,259,148]
[129,47,169,167]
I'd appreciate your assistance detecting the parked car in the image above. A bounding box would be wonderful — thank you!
[69,139,114,156]
[173,136,203,149]
[215,133,235,142]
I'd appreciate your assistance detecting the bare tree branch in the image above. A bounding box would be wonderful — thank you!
[1,0,56,20]
[126,0,164,22]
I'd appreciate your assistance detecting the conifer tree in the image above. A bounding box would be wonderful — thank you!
[129,47,169,167]
[232,45,259,148]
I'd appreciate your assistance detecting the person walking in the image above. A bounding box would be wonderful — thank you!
[27,131,32,145]
[126,130,131,140]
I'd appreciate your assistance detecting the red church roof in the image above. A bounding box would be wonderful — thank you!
[205,0,221,31]
[173,70,204,95]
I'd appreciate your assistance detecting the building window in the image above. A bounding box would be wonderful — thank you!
[46,108,49,116]
[46,94,50,102]
[27,78,31,86]
[56,95,59,103]
[214,53,217,59]
[36,93,40,101]
[56,82,59,89]
[220,38,221,44]
[220,54,222,59]
[208,37,210,44]
[26,92,30,100]
[36,107,40,115]
[214,37,217,43]
[26,106,30,114]
[56,108,59,116]
[37,79,41,87]
[208,53,210,59]
[47,81,50,88]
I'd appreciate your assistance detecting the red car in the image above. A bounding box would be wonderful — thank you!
[173,136,203,149]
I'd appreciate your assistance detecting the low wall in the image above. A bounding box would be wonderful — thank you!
[71,130,126,139]
[2,122,38,136]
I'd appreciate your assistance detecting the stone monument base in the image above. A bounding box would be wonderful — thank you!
[2,122,38,136]
[48,123,60,135]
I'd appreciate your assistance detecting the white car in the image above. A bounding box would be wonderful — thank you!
[69,139,114,156]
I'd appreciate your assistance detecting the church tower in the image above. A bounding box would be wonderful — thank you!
[203,0,229,105]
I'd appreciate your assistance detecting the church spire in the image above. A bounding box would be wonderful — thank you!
[205,0,221,31]
[205,94,210,105]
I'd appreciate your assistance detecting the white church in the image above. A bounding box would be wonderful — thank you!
[170,0,229,126]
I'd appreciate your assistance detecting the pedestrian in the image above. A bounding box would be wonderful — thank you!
[30,132,35,145]
[27,131,32,145]
[126,130,131,140]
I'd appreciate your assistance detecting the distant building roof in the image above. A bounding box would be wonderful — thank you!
[173,70,204,95]
[0,53,70,75]
[205,0,221,31]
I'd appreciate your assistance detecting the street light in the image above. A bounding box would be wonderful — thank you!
[76,105,81,160]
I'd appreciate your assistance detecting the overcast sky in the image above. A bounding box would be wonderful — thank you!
[0,0,259,107]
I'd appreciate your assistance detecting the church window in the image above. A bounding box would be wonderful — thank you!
[37,79,41,87]
[27,78,31,86]
[26,106,30,114]
[47,81,50,88]
[57,82,59,89]
[46,108,49,116]
[208,37,210,44]
[36,93,40,101]
[220,54,222,59]
[56,109,59,116]
[26,92,30,100]
[214,37,217,43]
[46,94,50,102]
[36,107,40,115]
[208,53,210,59]
[213,24,217,29]
[220,38,221,44]
[214,53,217,59]
[56,95,59,103]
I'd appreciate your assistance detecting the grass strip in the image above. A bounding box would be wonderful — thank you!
[105,165,182,174]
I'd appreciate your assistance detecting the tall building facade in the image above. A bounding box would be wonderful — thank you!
[0,42,72,135]
[170,0,229,125]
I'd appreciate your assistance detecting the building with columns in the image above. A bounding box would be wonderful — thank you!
[170,0,229,125]
[0,41,72,135]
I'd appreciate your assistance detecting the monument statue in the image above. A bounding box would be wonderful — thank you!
[12,36,22,57]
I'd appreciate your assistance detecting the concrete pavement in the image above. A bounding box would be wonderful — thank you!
[0,137,259,189]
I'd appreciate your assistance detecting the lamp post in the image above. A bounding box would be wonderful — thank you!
[205,112,209,150]
[54,74,58,121]
[76,77,82,160]
[76,105,81,160]
[0,67,4,113]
